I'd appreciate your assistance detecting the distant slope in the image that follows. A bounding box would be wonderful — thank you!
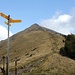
[0,24,75,75]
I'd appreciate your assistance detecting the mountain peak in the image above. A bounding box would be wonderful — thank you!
[31,23,39,26]
[30,23,40,28]
[24,23,64,36]
[25,23,44,33]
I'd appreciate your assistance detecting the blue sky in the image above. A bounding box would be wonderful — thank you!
[0,0,75,40]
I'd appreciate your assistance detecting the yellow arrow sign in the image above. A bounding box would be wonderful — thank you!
[0,12,22,23]
[0,12,13,20]
[4,21,11,26]
[10,19,22,23]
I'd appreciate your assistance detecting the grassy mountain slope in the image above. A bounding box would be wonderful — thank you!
[0,24,75,75]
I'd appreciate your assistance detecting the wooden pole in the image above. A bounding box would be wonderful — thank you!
[2,56,5,72]
[15,57,17,75]
[15,57,20,75]
[2,56,5,75]
[6,57,8,75]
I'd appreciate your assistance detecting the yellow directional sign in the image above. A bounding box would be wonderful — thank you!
[10,19,22,23]
[4,21,11,26]
[0,12,13,21]
[0,12,22,23]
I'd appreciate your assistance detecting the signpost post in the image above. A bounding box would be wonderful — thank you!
[7,15,10,75]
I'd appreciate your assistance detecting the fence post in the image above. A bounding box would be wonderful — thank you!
[2,56,5,75]
[6,57,8,75]
[15,57,20,75]
[15,57,17,75]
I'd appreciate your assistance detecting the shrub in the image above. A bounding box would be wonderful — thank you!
[60,34,75,59]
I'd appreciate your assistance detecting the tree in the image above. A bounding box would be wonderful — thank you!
[60,34,75,59]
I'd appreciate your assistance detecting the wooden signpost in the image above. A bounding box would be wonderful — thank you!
[0,12,22,75]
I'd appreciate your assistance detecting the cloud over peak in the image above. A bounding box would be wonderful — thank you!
[40,9,75,35]
[55,14,71,22]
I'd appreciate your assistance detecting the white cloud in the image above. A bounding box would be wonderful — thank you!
[40,9,75,35]
[0,25,12,41]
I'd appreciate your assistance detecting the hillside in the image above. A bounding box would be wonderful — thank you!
[0,24,75,75]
